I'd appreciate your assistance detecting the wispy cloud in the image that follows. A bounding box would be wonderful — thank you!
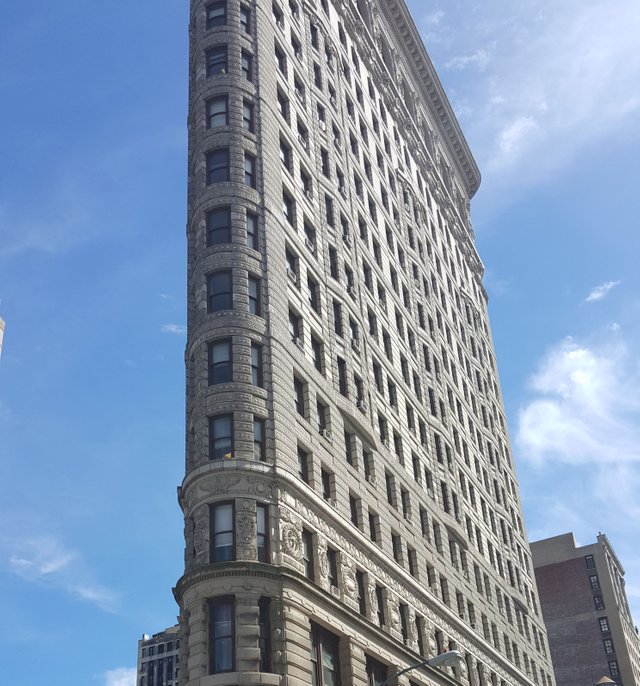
[161,324,186,335]
[585,280,621,303]
[4,536,119,613]
[445,45,494,72]
[104,668,136,686]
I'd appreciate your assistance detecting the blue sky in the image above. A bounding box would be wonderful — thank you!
[0,1,639,684]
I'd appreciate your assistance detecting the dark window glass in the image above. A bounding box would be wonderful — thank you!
[208,598,234,673]
[208,270,232,311]
[251,342,263,386]
[257,504,269,562]
[209,413,233,459]
[240,4,251,32]
[208,339,232,384]
[206,46,228,76]
[243,100,255,132]
[310,623,341,686]
[253,417,265,461]
[242,50,253,80]
[206,148,230,183]
[246,212,259,250]
[258,597,271,671]
[206,206,231,245]
[244,153,256,188]
[206,1,227,28]
[298,446,309,482]
[302,529,314,579]
[248,275,261,315]
[327,547,338,588]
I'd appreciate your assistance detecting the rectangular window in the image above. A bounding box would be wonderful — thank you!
[297,446,309,482]
[211,502,234,562]
[248,275,261,315]
[257,504,269,562]
[294,376,305,417]
[208,598,234,674]
[594,595,605,610]
[585,554,595,569]
[206,206,231,245]
[241,50,253,80]
[599,617,610,633]
[246,211,259,250]
[366,655,387,686]
[375,585,385,626]
[206,148,230,183]
[609,661,620,677]
[590,574,601,590]
[307,276,319,312]
[603,638,615,654]
[244,153,257,188]
[206,95,228,128]
[206,46,228,76]
[253,416,265,461]
[327,547,338,587]
[258,597,271,671]
[206,1,227,28]
[356,570,366,615]
[208,270,232,311]
[209,414,233,459]
[310,623,341,686]
[251,342,263,386]
[240,4,251,32]
[302,529,314,579]
[242,100,255,132]
[208,339,232,384]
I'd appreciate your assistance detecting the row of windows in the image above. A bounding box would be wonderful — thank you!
[205,148,257,188]
[206,270,261,314]
[208,413,265,461]
[204,205,259,250]
[208,339,262,386]
[204,0,251,33]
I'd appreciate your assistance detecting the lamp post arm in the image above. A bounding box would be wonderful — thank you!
[378,657,433,686]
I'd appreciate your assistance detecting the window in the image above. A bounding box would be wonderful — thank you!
[206,206,231,245]
[307,275,319,312]
[599,617,610,633]
[294,376,305,416]
[349,493,359,525]
[206,46,227,76]
[209,414,233,459]
[240,4,251,32]
[590,574,601,590]
[275,43,287,74]
[251,342,263,386]
[337,357,347,396]
[241,50,253,80]
[206,1,226,28]
[311,336,323,372]
[282,191,294,224]
[253,417,265,461]
[244,153,257,188]
[242,100,255,132]
[208,270,232,311]
[603,638,615,654]
[321,467,332,500]
[327,547,338,587]
[208,598,234,673]
[258,597,271,671]
[248,275,261,315]
[257,504,269,561]
[211,502,234,562]
[585,554,595,569]
[302,529,314,579]
[206,148,230,183]
[297,446,309,482]
[206,95,228,128]
[375,585,385,626]
[609,661,620,677]
[366,655,387,686]
[310,624,341,686]
[246,211,259,250]
[356,571,366,615]
[208,339,232,384]
[594,595,605,611]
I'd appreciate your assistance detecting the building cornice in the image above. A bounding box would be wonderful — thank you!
[381,0,481,198]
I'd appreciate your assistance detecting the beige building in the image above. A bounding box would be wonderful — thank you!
[531,533,640,686]
[137,625,180,686]
[175,0,555,685]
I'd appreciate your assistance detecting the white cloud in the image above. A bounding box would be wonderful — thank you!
[585,280,621,303]
[3,535,119,613]
[445,45,494,71]
[418,0,640,194]
[104,667,137,686]
[161,324,186,335]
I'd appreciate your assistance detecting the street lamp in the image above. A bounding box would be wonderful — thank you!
[379,650,465,685]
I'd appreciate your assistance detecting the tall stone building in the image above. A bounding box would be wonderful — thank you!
[531,533,640,686]
[175,0,555,685]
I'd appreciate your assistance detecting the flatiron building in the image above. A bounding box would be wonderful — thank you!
[175,0,556,685]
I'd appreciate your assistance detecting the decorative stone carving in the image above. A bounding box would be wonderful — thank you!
[236,498,257,561]
[341,559,357,599]
[195,475,241,500]
[246,477,276,499]
[193,504,209,566]
[281,523,302,559]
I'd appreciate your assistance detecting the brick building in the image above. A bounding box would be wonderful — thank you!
[137,625,180,686]
[531,533,640,686]
[174,0,556,684]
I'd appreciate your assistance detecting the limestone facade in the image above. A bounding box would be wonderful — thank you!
[176,0,556,685]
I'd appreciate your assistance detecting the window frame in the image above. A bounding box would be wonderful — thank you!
[208,338,232,384]
[207,269,233,312]
[206,205,231,246]
[209,413,233,460]
[206,45,228,76]
[210,501,235,562]
[206,148,230,184]
[208,597,235,674]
